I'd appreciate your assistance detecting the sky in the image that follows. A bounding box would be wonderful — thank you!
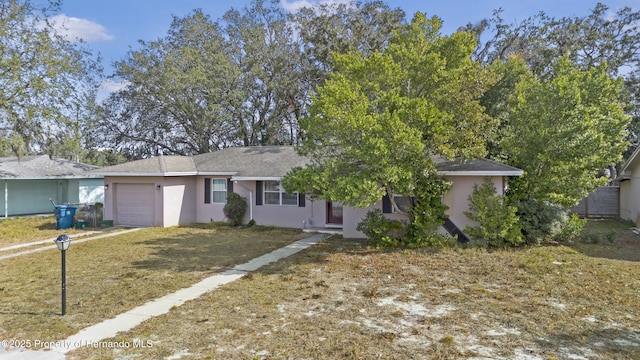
[54,0,638,95]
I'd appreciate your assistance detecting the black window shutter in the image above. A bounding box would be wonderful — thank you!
[298,193,305,207]
[382,194,392,213]
[204,178,211,204]
[256,181,263,205]
[227,179,234,194]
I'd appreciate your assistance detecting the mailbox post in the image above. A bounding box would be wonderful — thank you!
[54,234,71,315]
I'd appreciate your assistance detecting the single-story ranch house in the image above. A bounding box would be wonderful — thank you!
[0,155,104,217]
[95,146,522,238]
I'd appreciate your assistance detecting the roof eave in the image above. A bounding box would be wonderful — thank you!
[197,171,238,176]
[100,172,198,177]
[231,176,283,181]
[438,170,524,177]
[0,175,104,180]
[620,146,640,174]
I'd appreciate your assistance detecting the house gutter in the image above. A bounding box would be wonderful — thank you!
[437,170,524,176]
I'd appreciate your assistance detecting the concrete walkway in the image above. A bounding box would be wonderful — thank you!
[1,233,327,359]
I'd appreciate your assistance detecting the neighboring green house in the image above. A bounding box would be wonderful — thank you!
[0,155,104,217]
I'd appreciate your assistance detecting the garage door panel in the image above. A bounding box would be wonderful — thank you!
[115,183,155,226]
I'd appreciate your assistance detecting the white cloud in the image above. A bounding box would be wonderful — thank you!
[97,79,130,102]
[100,79,129,92]
[47,14,113,43]
[279,0,352,13]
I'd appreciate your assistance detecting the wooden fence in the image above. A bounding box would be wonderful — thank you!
[570,186,619,218]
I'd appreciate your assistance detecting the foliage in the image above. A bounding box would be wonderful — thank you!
[464,179,523,247]
[468,3,640,166]
[80,149,129,167]
[470,4,640,79]
[356,209,450,248]
[223,193,247,226]
[92,0,404,158]
[292,0,405,81]
[515,199,584,245]
[0,0,101,158]
[405,177,451,242]
[500,57,630,207]
[286,13,496,242]
[555,213,587,242]
[94,10,240,157]
[356,209,404,248]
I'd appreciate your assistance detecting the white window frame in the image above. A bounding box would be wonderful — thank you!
[264,180,298,206]
[211,178,227,204]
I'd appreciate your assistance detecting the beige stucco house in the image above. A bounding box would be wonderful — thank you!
[94,146,522,238]
[619,146,640,224]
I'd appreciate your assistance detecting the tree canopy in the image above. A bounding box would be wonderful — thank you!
[283,13,496,215]
[467,3,640,159]
[0,0,101,159]
[499,57,630,207]
[91,0,405,159]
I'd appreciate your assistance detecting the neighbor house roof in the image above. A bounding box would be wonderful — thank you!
[0,155,101,179]
[619,146,640,180]
[94,146,522,178]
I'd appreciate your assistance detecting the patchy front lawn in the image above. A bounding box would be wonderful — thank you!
[0,216,102,248]
[69,220,640,360]
[0,224,307,342]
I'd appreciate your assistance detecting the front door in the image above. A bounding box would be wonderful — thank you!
[327,202,343,225]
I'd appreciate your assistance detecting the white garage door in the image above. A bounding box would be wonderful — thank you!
[115,183,156,226]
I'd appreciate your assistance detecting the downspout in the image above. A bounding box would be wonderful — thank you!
[4,180,7,218]
[233,181,253,221]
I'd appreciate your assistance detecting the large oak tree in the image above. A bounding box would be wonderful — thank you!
[0,0,100,158]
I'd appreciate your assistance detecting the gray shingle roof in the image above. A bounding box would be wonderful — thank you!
[94,146,522,178]
[193,146,310,178]
[92,156,197,175]
[0,155,100,179]
[433,156,524,176]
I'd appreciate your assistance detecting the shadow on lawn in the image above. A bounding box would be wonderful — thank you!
[535,327,640,359]
[130,233,251,272]
[130,227,315,273]
[132,229,378,276]
[255,236,376,277]
[566,220,640,262]
[36,222,57,231]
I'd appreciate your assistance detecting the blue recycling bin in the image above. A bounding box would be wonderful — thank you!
[55,205,77,230]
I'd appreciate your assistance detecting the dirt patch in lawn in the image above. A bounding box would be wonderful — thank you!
[0,224,306,342]
[68,228,640,360]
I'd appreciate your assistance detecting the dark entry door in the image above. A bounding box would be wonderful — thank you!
[327,202,343,225]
